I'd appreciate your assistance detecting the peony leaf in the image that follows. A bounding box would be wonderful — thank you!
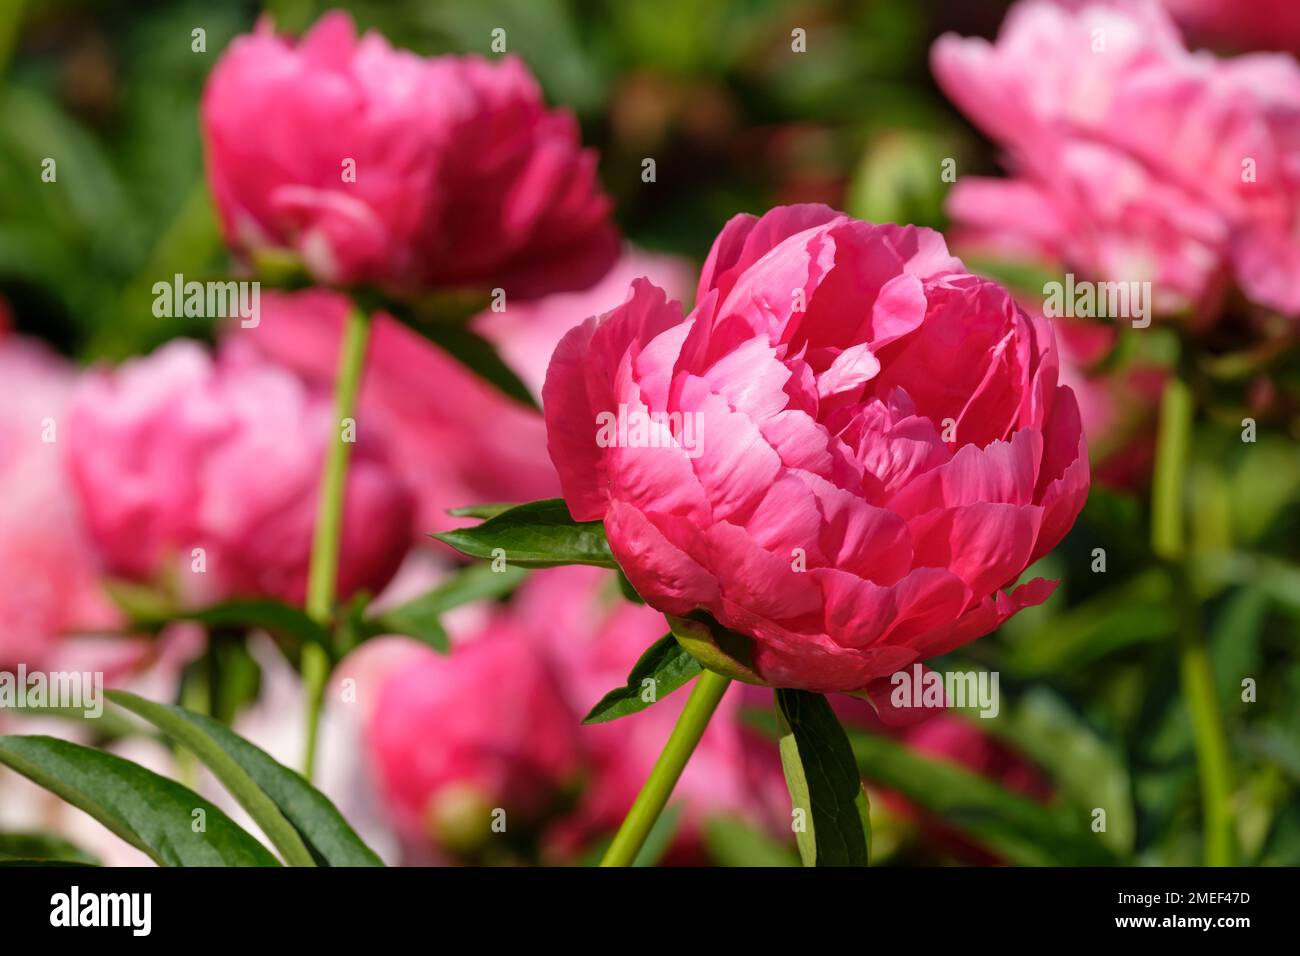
[775,689,872,867]
[357,563,529,654]
[583,634,702,723]
[0,736,279,867]
[432,498,617,568]
[0,831,99,866]
[447,502,517,519]
[107,692,316,867]
[107,692,382,867]
[847,730,1117,865]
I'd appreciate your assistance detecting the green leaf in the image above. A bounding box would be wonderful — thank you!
[362,563,529,653]
[106,692,316,867]
[702,816,799,867]
[583,634,702,723]
[0,831,98,866]
[432,499,616,568]
[106,693,381,867]
[179,600,331,648]
[0,736,278,867]
[980,687,1136,858]
[447,503,517,519]
[847,730,1117,866]
[774,689,871,867]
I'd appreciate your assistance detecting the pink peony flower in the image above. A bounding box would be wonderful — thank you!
[201,12,618,297]
[241,250,694,535]
[0,336,118,666]
[66,339,414,606]
[239,289,559,535]
[509,567,790,861]
[542,205,1089,709]
[475,248,697,398]
[367,623,582,857]
[933,0,1300,318]
[1161,0,1300,54]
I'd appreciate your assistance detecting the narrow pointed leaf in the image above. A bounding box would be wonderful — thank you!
[583,634,702,723]
[432,498,616,568]
[0,736,278,867]
[361,563,528,653]
[775,689,871,867]
[106,692,315,867]
[107,693,381,867]
[847,730,1117,866]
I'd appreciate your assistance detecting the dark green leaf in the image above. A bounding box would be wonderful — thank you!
[359,563,529,653]
[432,499,616,568]
[774,689,871,867]
[107,692,315,867]
[583,634,702,723]
[0,831,98,866]
[107,694,382,867]
[180,600,330,648]
[848,730,1117,866]
[0,736,278,867]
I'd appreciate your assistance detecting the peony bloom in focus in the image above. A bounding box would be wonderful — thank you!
[933,0,1300,319]
[201,12,618,297]
[367,624,582,859]
[66,340,413,606]
[0,336,118,665]
[543,205,1089,710]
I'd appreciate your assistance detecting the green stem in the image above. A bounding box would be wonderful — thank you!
[599,669,732,867]
[1151,374,1234,866]
[301,304,370,781]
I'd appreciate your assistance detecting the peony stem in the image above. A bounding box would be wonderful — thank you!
[1151,374,1234,866]
[301,303,371,781]
[599,669,732,867]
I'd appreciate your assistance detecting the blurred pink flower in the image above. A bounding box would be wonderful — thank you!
[1161,0,1300,54]
[0,336,118,666]
[242,249,694,536]
[201,12,618,297]
[510,567,789,862]
[475,247,697,397]
[543,205,1088,709]
[1054,319,1165,488]
[933,0,1300,319]
[67,339,413,606]
[239,289,558,534]
[367,623,582,857]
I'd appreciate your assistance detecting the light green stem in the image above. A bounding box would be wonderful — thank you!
[600,669,732,867]
[1151,374,1234,866]
[301,305,370,781]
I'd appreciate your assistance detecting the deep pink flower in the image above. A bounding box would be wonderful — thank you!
[239,289,558,534]
[201,12,618,297]
[0,336,118,665]
[242,250,694,535]
[367,623,582,855]
[543,205,1089,709]
[1161,0,1300,54]
[933,0,1300,318]
[67,340,413,606]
